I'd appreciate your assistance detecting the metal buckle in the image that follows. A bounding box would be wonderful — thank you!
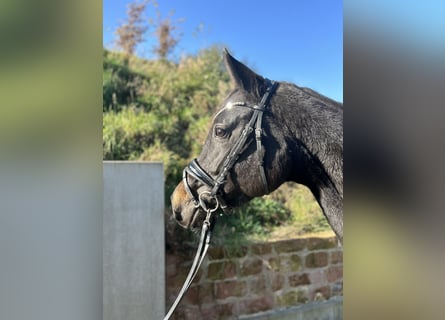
[198,191,220,213]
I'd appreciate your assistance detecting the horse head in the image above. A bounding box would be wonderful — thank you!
[170,50,343,241]
[171,50,289,229]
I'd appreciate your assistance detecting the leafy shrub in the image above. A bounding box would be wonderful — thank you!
[139,140,186,203]
[103,50,149,111]
[270,182,330,235]
[102,46,232,220]
[103,107,162,160]
[215,197,291,243]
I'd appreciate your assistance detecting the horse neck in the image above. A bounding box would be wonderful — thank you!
[272,85,343,241]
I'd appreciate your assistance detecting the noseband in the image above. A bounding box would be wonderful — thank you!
[183,79,278,213]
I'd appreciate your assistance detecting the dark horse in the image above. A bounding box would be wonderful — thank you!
[171,50,343,242]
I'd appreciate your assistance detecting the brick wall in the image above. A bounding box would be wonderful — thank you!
[166,235,342,319]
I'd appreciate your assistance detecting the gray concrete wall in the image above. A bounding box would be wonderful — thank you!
[103,162,165,320]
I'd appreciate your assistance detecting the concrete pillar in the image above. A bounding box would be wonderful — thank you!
[103,162,165,320]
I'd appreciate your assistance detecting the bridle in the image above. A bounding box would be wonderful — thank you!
[163,79,277,320]
[183,79,278,214]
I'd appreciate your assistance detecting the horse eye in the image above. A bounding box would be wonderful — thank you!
[214,127,227,138]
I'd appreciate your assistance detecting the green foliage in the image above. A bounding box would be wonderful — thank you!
[139,140,186,203]
[103,107,162,160]
[103,45,231,207]
[103,50,149,111]
[270,182,330,235]
[217,197,292,239]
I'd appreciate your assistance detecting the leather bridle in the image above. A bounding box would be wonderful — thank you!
[164,79,277,320]
[183,79,278,214]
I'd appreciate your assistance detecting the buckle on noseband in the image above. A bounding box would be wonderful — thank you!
[198,191,220,213]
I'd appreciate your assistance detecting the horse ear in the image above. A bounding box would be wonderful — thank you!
[223,48,265,96]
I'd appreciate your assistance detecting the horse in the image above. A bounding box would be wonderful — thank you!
[170,49,343,242]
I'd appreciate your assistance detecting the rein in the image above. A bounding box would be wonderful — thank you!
[163,198,217,320]
[164,79,277,319]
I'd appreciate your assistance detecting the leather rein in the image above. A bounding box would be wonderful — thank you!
[164,79,277,319]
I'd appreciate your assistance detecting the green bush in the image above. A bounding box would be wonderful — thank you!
[103,107,161,160]
[215,197,291,243]
[103,46,231,214]
[103,50,150,111]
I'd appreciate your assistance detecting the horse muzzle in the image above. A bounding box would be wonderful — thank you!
[171,181,234,229]
[171,181,197,228]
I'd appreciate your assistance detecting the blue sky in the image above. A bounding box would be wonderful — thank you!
[104,0,343,102]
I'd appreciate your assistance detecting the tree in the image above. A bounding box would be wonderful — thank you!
[115,0,149,58]
[149,1,182,60]
[153,15,180,60]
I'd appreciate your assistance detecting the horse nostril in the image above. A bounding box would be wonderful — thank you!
[173,208,182,221]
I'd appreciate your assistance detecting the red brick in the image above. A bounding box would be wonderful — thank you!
[271,273,285,291]
[165,254,180,279]
[208,246,225,260]
[193,267,204,283]
[281,254,302,272]
[180,305,201,320]
[166,262,176,278]
[239,295,274,314]
[215,280,247,299]
[217,303,236,318]
[182,285,200,305]
[310,285,331,301]
[290,254,302,271]
[199,306,217,320]
[241,258,263,276]
[223,260,237,279]
[171,266,189,288]
[166,254,180,266]
[308,269,327,285]
[274,238,306,253]
[201,302,235,319]
[305,252,328,268]
[331,251,343,264]
[275,289,308,306]
[167,305,186,320]
[251,242,273,255]
[207,261,236,280]
[171,307,187,320]
[307,237,337,250]
[327,266,343,283]
[225,245,249,258]
[289,273,310,287]
[178,261,194,273]
[249,275,267,294]
[187,283,214,305]
[268,257,281,272]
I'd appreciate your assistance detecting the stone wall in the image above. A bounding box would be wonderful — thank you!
[166,235,342,319]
